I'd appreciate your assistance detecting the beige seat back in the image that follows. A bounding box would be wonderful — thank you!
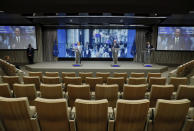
[62,72,76,83]
[152,99,190,131]
[176,85,194,107]
[149,77,166,89]
[96,72,110,83]
[0,97,39,131]
[115,99,149,131]
[45,72,59,77]
[149,85,174,107]
[0,83,12,97]
[79,72,93,83]
[95,84,118,107]
[63,77,82,91]
[40,84,63,99]
[75,99,108,131]
[13,84,37,105]
[128,77,147,85]
[67,84,90,107]
[29,72,43,82]
[147,73,161,82]
[23,76,41,91]
[107,77,125,92]
[130,72,145,77]
[2,76,20,90]
[113,72,128,83]
[123,84,147,100]
[42,76,60,84]
[35,98,70,131]
[85,77,103,91]
[169,77,188,91]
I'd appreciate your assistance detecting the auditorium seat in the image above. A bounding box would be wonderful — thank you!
[42,76,60,84]
[147,99,190,131]
[130,72,145,77]
[95,84,119,107]
[114,99,149,131]
[67,84,90,107]
[23,76,41,91]
[2,76,21,90]
[61,72,76,82]
[147,72,162,82]
[28,72,43,82]
[79,72,93,83]
[13,84,37,105]
[45,72,59,77]
[176,85,194,107]
[149,84,174,107]
[35,98,71,131]
[107,77,125,92]
[85,77,103,91]
[0,97,40,131]
[149,77,166,89]
[63,77,82,91]
[96,72,110,83]
[123,84,147,100]
[169,77,188,91]
[40,84,64,99]
[75,99,108,131]
[113,72,128,83]
[128,77,147,85]
[0,83,12,97]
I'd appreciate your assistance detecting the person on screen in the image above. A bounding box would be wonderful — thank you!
[167,28,185,50]
[10,27,27,49]
[27,44,34,64]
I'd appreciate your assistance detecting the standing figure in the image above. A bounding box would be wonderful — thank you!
[27,44,34,64]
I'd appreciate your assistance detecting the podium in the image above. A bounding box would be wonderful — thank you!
[72,49,81,67]
[111,48,120,67]
[142,48,154,67]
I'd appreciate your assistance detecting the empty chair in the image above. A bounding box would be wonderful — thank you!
[42,76,60,84]
[148,99,190,131]
[130,72,145,77]
[113,72,128,83]
[147,73,161,82]
[85,77,103,91]
[67,84,90,107]
[123,84,147,100]
[28,72,43,82]
[40,84,64,99]
[75,99,108,131]
[149,85,174,107]
[79,72,93,83]
[62,72,76,78]
[107,77,125,92]
[23,76,41,91]
[13,84,37,105]
[96,72,110,83]
[128,77,147,85]
[45,72,59,77]
[149,77,166,89]
[0,83,12,97]
[176,85,194,107]
[115,99,149,131]
[63,77,82,91]
[169,77,188,91]
[35,98,70,131]
[0,97,40,131]
[95,84,119,107]
[2,76,21,90]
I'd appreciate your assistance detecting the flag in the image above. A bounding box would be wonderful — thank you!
[53,40,59,57]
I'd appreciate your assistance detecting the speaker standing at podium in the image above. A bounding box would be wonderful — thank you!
[145,41,154,64]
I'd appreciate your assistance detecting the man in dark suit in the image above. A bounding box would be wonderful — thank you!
[10,28,27,49]
[27,44,34,64]
[145,41,153,49]
[167,28,186,50]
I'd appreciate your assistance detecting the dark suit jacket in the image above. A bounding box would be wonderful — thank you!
[10,36,27,49]
[27,47,34,57]
[167,36,185,50]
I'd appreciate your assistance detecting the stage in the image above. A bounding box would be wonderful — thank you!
[25,61,168,76]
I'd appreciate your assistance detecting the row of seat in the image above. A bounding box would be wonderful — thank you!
[0,83,194,108]
[0,74,189,92]
[0,97,193,131]
[177,60,194,77]
[0,58,17,76]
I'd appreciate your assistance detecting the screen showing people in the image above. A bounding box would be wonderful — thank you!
[57,29,136,58]
[0,26,37,49]
[157,27,194,51]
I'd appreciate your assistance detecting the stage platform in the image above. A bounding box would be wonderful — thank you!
[25,61,168,75]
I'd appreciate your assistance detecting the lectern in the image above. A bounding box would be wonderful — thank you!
[142,48,154,67]
[111,48,120,67]
[72,48,81,67]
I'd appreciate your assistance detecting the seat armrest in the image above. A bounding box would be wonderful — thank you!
[172,92,176,99]
[182,118,194,131]
[145,92,150,99]
[187,107,194,119]
[108,107,114,120]
[108,119,114,131]
[70,107,76,120]
[91,92,95,100]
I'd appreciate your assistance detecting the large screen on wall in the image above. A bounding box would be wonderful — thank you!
[57,29,136,58]
[0,26,37,49]
[157,27,194,51]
